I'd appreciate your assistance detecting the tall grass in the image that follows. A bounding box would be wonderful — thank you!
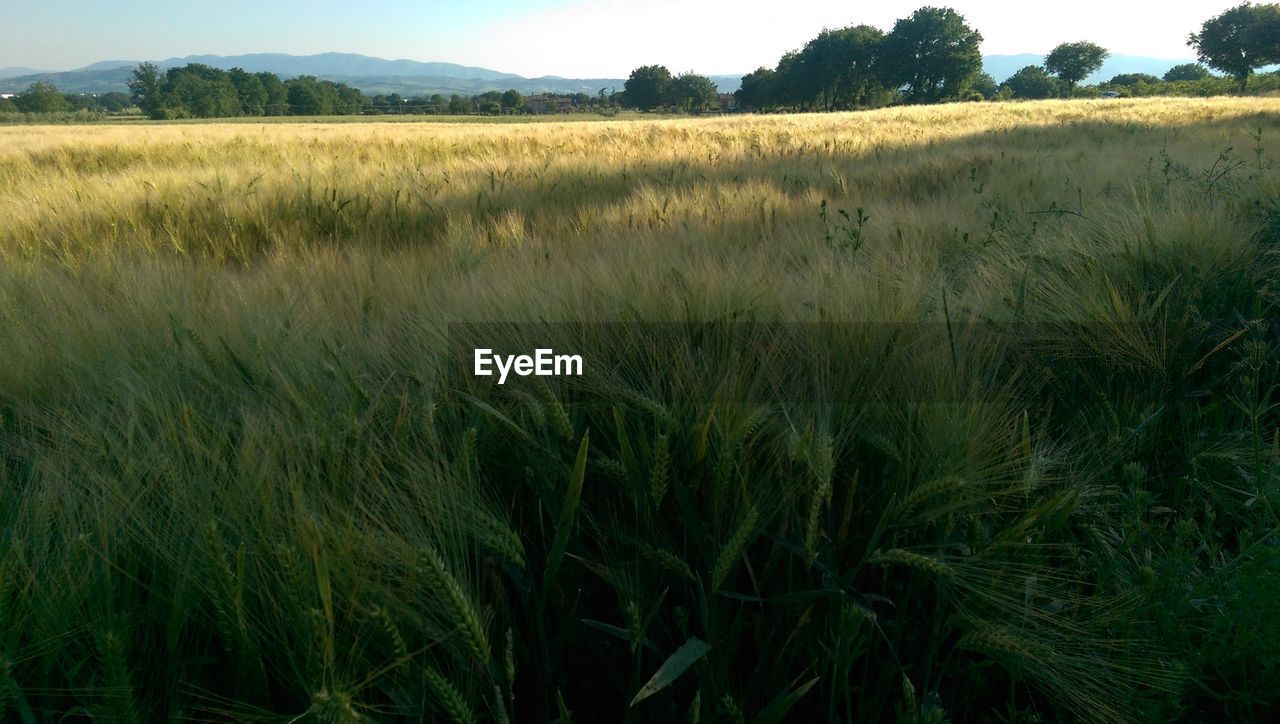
[0,98,1278,721]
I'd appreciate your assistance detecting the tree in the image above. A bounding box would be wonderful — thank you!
[1044,41,1108,96]
[448,94,473,114]
[1002,65,1062,99]
[799,25,885,110]
[968,71,998,99]
[501,89,524,112]
[128,62,163,118]
[165,65,242,118]
[1163,63,1211,82]
[15,82,71,113]
[475,90,503,115]
[257,72,288,116]
[228,68,267,115]
[667,72,718,113]
[773,51,808,109]
[1107,73,1161,87]
[736,67,777,110]
[331,83,365,115]
[64,93,101,111]
[1189,2,1280,92]
[286,77,326,115]
[99,92,132,112]
[623,65,673,110]
[882,6,984,103]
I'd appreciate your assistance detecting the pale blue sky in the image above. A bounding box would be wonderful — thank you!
[1,1,1230,77]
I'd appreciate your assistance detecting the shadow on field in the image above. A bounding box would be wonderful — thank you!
[10,109,1278,263]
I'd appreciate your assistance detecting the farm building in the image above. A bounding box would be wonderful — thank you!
[524,94,577,114]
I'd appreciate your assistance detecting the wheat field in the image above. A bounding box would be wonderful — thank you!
[1,99,1279,722]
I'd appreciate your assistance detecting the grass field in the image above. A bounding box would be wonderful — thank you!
[1,98,1279,722]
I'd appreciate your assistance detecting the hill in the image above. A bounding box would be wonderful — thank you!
[0,53,624,96]
[0,66,47,79]
[0,51,1218,97]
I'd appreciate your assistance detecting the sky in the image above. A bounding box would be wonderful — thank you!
[0,0,1231,77]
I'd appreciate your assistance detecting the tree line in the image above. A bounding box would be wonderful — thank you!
[126,63,366,119]
[621,68,723,112]
[0,65,623,120]
[363,89,619,116]
[720,3,1280,111]
[725,6,985,112]
[5,3,1277,120]
[0,83,131,114]
[997,3,1280,100]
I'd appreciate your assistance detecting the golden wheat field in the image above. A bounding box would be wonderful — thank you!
[1,99,1279,722]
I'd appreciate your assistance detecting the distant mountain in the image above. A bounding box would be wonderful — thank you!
[144,53,524,81]
[77,60,141,72]
[0,66,46,79]
[0,67,136,94]
[0,51,1213,97]
[983,54,1200,84]
[709,76,742,93]
[0,53,618,95]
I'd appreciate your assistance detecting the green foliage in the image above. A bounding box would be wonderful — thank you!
[624,65,673,111]
[127,62,162,117]
[448,94,474,114]
[1189,2,1280,91]
[667,73,718,113]
[1163,63,1211,82]
[735,67,777,110]
[967,72,998,100]
[98,91,132,112]
[882,6,984,103]
[1044,41,1109,94]
[228,68,267,115]
[126,63,365,119]
[1108,72,1162,87]
[797,25,886,110]
[1002,65,1063,99]
[14,81,70,113]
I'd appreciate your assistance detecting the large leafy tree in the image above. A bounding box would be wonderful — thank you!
[165,64,242,118]
[623,65,673,111]
[228,68,267,116]
[1044,41,1108,96]
[128,62,164,118]
[501,89,524,112]
[736,67,777,110]
[773,51,808,109]
[667,72,718,113]
[799,25,885,110]
[257,72,289,116]
[14,81,70,113]
[285,76,327,116]
[882,6,984,103]
[98,92,132,112]
[1189,3,1280,92]
[968,71,998,99]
